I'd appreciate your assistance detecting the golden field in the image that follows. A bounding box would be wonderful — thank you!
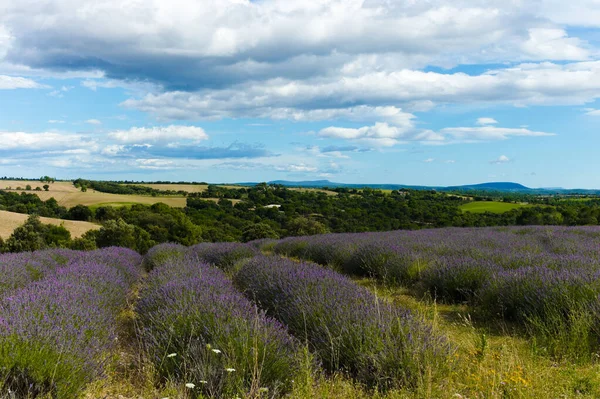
[0,210,100,239]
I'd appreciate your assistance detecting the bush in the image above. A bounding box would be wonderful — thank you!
[235,256,453,391]
[241,223,279,242]
[137,254,299,398]
[143,242,187,271]
[0,248,142,398]
[187,242,258,271]
[420,257,499,303]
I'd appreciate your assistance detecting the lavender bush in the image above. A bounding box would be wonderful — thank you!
[186,242,258,271]
[143,242,188,271]
[136,253,300,398]
[273,226,600,360]
[234,255,453,391]
[0,247,142,398]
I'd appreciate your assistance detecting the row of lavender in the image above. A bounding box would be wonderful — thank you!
[141,243,453,396]
[270,227,600,360]
[138,244,299,397]
[0,248,142,398]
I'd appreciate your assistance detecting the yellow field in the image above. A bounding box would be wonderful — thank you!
[0,210,100,239]
[1,180,188,208]
[1,180,79,193]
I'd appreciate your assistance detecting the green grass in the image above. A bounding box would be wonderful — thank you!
[460,201,532,214]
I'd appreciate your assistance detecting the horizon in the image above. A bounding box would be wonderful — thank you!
[3,175,600,191]
[1,1,600,187]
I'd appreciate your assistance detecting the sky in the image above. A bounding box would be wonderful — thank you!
[1,1,600,188]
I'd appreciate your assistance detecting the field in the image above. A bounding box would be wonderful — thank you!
[1,180,187,208]
[460,200,532,213]
[0,210,99,239]
[4,226,600,398]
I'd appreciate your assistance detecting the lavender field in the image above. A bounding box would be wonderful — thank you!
[4,227,600,397]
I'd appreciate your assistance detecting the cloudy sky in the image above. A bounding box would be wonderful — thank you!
[1,0,600,187]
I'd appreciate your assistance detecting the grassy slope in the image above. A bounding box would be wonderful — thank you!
[460,201,532,214]
[0,210,100,239]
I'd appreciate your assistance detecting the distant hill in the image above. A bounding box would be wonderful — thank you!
[446,182,531,191]
[235,179,600,194]
[239,179,531,192]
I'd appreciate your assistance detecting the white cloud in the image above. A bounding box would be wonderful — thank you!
[521,28,590,61]
[108,125,209,144]
[86,119,102,125]
[477,117,498,125]
[585,108,600,116]
[0,131,91,150]
[275,163,318,173]
[491,155,511,164]
[0,75,45,89]
[135,158,177,170]
[423,158,435,163]
[440,126,555,142]
[48,119,65,124]
[124,61,600,123]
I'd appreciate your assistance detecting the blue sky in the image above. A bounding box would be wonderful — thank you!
[1,1,600,188]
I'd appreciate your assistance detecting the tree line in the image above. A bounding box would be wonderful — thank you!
[4,182,600,253]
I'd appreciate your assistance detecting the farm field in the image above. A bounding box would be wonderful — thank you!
[0,210,99,239]
[460,200,532,213]
[4,227,600,398]
[1,180,188,208]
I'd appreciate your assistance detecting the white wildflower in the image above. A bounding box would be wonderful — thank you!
[225,368,236,372]
[166,353,177,358]
[185,383,195,389]
[212,349,222,354]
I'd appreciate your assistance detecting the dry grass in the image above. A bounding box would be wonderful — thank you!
[1,180,79,193]
[0,210,100,239]
[2,187,188,208]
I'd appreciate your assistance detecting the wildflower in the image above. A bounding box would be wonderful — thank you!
[167,353,177,358]
[199,380,208,384]
[212,348,222,354]
[225,368,236,372]
[259,387,269,393]
[185,383,195,389]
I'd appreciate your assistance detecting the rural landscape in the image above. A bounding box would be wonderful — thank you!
[4,178,600,398]
[3,0,600,398]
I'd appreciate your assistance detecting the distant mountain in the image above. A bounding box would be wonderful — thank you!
[446,182,531,191]
[235,179,600,194]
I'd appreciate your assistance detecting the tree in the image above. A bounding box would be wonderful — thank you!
[4,215,71,252]
[286,216,329,236]
[95,218,155,253]
[43,185,49,191]
[241,223,279,242]
[25,184,31,191]
[67,205,93,221]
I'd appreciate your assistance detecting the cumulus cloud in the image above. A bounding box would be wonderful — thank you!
[491,155,511,164]
[440,126,555,142]
[477,118,498,125]
[521,28,590,61]
[123,61,600,123]
[585,108,600,116]
[108,125,209,144]
[0,75,45,89]
[0,131,92,150]
[86,119,102,125]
